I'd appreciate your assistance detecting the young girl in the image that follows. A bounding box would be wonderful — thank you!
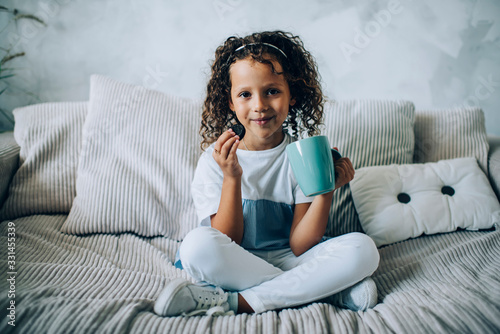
[154,31,380,317]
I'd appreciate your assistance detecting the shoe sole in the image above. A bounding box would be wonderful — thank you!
[154,278,191,316]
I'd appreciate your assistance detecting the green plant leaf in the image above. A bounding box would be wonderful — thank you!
[1,52,25,65]
[0,108,15,125]
[14,14,46,26]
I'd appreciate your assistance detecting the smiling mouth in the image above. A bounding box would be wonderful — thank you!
[252,116,274,125]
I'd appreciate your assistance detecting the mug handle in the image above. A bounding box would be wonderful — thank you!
[331,148,342,161]
[331,148,342,179]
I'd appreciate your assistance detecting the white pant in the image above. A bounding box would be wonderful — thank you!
[179,227,380,313]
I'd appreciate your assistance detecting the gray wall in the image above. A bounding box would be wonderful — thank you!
[1,0,499,134]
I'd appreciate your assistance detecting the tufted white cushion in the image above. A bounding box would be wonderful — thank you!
[350,157,500,247]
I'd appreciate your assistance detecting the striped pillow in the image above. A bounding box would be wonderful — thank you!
[0,102,87,220]
[413,107,489,174]
[0,132,20,208]
[61,75,201,239]
[322,100,415,237]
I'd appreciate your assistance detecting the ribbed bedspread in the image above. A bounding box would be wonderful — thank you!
[1,215,499,333]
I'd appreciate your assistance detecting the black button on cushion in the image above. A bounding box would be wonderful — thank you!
[397,193,411,204]
[441,185,455,196]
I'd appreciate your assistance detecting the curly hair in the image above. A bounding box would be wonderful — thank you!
[200,30,324,150]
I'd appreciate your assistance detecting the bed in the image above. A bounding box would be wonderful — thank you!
[1,74,499,333]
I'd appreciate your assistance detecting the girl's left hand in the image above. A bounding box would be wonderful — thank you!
[332,147,354,190]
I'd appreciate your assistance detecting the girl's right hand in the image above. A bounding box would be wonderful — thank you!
[213,129,242,178]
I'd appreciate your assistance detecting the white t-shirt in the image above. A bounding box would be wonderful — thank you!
[191,133,314,251]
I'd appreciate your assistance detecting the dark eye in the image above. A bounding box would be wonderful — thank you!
[267,89,280,95]
[239,91,250,98]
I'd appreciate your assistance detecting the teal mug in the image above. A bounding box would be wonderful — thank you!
[286,136,342,197]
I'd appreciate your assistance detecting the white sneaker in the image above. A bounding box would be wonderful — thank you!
[154,278,234,317]
[330,277,378,311]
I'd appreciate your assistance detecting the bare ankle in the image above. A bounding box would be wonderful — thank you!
[237,294,254,314]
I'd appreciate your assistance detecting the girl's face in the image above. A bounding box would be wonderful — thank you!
[229,56,295,151]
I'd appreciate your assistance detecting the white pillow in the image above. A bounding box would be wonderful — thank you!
[0,102,87,220]
[322,99,415,237]
[61,75,201,239]
[350,157,500,247]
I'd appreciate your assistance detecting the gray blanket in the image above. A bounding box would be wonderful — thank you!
[1,215,499,333]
